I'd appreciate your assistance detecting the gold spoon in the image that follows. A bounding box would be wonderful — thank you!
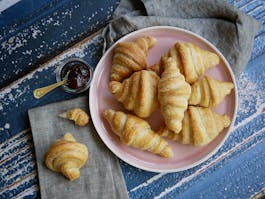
[33,71,70,99]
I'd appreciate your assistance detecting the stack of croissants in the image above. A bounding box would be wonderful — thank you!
[103,36,234,158]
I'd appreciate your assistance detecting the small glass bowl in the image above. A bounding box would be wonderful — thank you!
[56,58,93,94]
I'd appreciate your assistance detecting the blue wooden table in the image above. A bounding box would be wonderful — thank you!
[0,0,264,198]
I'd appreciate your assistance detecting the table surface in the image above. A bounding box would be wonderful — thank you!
[0,0,264,198]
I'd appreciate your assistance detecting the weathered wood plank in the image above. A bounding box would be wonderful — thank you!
[0,0,119,88]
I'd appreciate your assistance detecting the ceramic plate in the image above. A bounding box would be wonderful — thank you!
[89,26,237,172]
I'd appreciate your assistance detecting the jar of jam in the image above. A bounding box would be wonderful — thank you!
[56,58,93,94]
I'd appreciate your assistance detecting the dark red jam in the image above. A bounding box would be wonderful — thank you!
[61,60,91,89]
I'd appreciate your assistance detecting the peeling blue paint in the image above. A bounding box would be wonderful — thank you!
[0,0,119,88]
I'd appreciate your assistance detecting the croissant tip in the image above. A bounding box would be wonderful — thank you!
[227,82,234,89]
[63,133,76,141]
[223,115,231,127]
[160,56,176,70]
[144,36,157,47]
[109,81,120,93]
[102,109,114,118]
[63,167,80,181]
[161,147,174,158]
[206,53,220,66]
[102,110,108,117]
[161,55,170,63]
[58,111,67,119]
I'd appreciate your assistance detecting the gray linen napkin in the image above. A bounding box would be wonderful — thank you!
[28,96,128,199]
[102,0,261,78]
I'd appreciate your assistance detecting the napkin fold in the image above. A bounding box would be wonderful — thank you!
[102,0,261,78]
[28,97,128,199]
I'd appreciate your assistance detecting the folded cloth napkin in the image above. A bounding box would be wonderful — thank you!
[102,0,261,78]
[28,97,128,199]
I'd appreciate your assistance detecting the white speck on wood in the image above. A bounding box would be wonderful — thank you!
[129,173,165,192]
[4,123,10,129]
[32,29,41,39]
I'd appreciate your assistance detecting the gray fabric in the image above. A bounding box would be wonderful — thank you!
[102,0,261,78]
[28,96,128,199]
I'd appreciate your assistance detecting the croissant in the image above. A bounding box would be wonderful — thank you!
[150,43,220,83]
[157,106,231,146]
[59,108,89,126]
[158,57,191,134]
[45,133,88,181]
[172,42,220,83]
[189,76,234,107]
[103,109,173,158]
[109,70,159,118]
[110,36,157,82]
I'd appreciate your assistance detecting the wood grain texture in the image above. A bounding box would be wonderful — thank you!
[0,0,265,198]
[0,0,119,88]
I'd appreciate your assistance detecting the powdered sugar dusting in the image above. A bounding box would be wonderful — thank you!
[235,73,265,125]
[32,29,41,39]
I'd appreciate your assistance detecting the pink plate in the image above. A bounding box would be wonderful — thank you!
[89,26,237,172]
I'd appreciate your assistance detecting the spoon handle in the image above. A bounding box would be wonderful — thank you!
[33,80,67,99]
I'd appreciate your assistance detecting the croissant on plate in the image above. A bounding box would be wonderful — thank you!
[44,133,88,181]
[158,57,191,134]
[110,36,157,82]
[109,70,159,118]
[157,106,231,146]
[59,108,89,126]
[150,42,220,83]
[103,109,173,158]
[189,76,234,107]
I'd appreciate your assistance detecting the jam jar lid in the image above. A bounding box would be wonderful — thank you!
[56,58,93,94]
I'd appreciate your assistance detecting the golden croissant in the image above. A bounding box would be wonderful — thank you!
[150,42,220,83]
[110,36,157,82]
[189,76,234,107]
[169,42,220,83]
[157,106,231,146]
[158,57,191,134]
[103,109,173,158]
[45,133,88,181]
[59,108,89,126]
[109,70,159,118]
